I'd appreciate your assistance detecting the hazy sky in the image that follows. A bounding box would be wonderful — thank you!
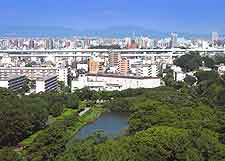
[1,0,225,33]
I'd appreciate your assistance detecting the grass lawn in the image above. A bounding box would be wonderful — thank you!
[66,106,104,137]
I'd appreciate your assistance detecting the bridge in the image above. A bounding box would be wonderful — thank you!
[0,48,224,57]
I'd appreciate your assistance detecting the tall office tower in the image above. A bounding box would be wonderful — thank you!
[65,41,71,48]
[14,39,19,48]
[88,58,99,74]
[44,39,49,49]
[19,39,24,48]
[44,39,54,49]
[109,53,121,67]
[48,39,54,49]
[170,33,178,48]
[128,39,138,49]
[29,40,35,49]
[212,32,219,42]
[118,58,129,75]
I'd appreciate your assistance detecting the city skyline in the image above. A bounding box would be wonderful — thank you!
[1,0,225,36]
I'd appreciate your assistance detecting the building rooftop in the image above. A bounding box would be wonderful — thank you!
[36,75,58,81]
[0,67,57,70]
[88,73,159,79]
[0,74,25,81]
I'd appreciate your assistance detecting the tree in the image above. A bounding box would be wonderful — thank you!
[163,72,176,87]
[202,56,215,68]
[25,63,32,67]
[67,94,80,109]
[174,52,202,72]
[184,75,197,86]
[0,148,21,161]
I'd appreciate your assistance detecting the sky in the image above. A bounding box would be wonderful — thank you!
[1,0,225,34]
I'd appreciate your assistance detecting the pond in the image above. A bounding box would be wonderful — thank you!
[76,111,129,139]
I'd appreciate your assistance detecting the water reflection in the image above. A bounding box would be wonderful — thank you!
[76,111,129,139]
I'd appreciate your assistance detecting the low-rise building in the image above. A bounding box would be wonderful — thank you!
[77,64,88,72]
[36,75,58,93]
[136,64,159,77]
[0,66,69,86]
[217,64,225,75]
[71,73,161,92]
[171,66,186,82]
[0,75,26,91]
[199,67,212,72]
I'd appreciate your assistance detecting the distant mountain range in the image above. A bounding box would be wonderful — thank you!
[0,25,211,38]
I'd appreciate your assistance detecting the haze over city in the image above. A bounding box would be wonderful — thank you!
[1,0,225,37]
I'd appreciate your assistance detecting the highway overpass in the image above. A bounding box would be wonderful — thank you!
[0,48,225,53]
[0,48,224,57]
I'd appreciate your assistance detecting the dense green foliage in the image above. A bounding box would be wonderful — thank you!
[174,52,202,72]
[58,126,225,161]
[194,71,225,107]
[0,89,48,147]
[0,89,80,148]
[74,87,147,101]
[0,148,22,161]
[184,75,197,86]
[23,107,103,161]
[25,114,79,161]
[174,52,223,72]
[58,70,225,161]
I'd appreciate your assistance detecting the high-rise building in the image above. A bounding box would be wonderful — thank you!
[170,33,178,48]
[29,40,35,49]
[118,58,129,75]
[44,39,54,49]
[48,39,54,49]
[109,53,121,67]
[212,32,219,42]
[88,58,99,74]
[14,39,19,48]
[65,41,71,48]
[128,39,138,49]
[44,40,48,49]
[19,39,24,48]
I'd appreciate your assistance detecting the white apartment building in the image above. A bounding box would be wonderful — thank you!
[36,75,58,93]
[0,75,26,91]
[71,74,161,92]
[0,67,68,86]
[171,66,186,82]
[136,64,159,77]
[57,68,69,86]
[77,64,88,72]
[217,64,225,75]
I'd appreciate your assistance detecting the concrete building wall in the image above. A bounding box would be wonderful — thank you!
[109,53,121,67]
[57,68,68,86]
[36,81,45,93]
[36,75,58,93]
[118,58,129,75]
[0,75,26,91]
[88,58,99,74]
[0,67,68,85]
[0,81,9,89]
[71,75,161,91]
